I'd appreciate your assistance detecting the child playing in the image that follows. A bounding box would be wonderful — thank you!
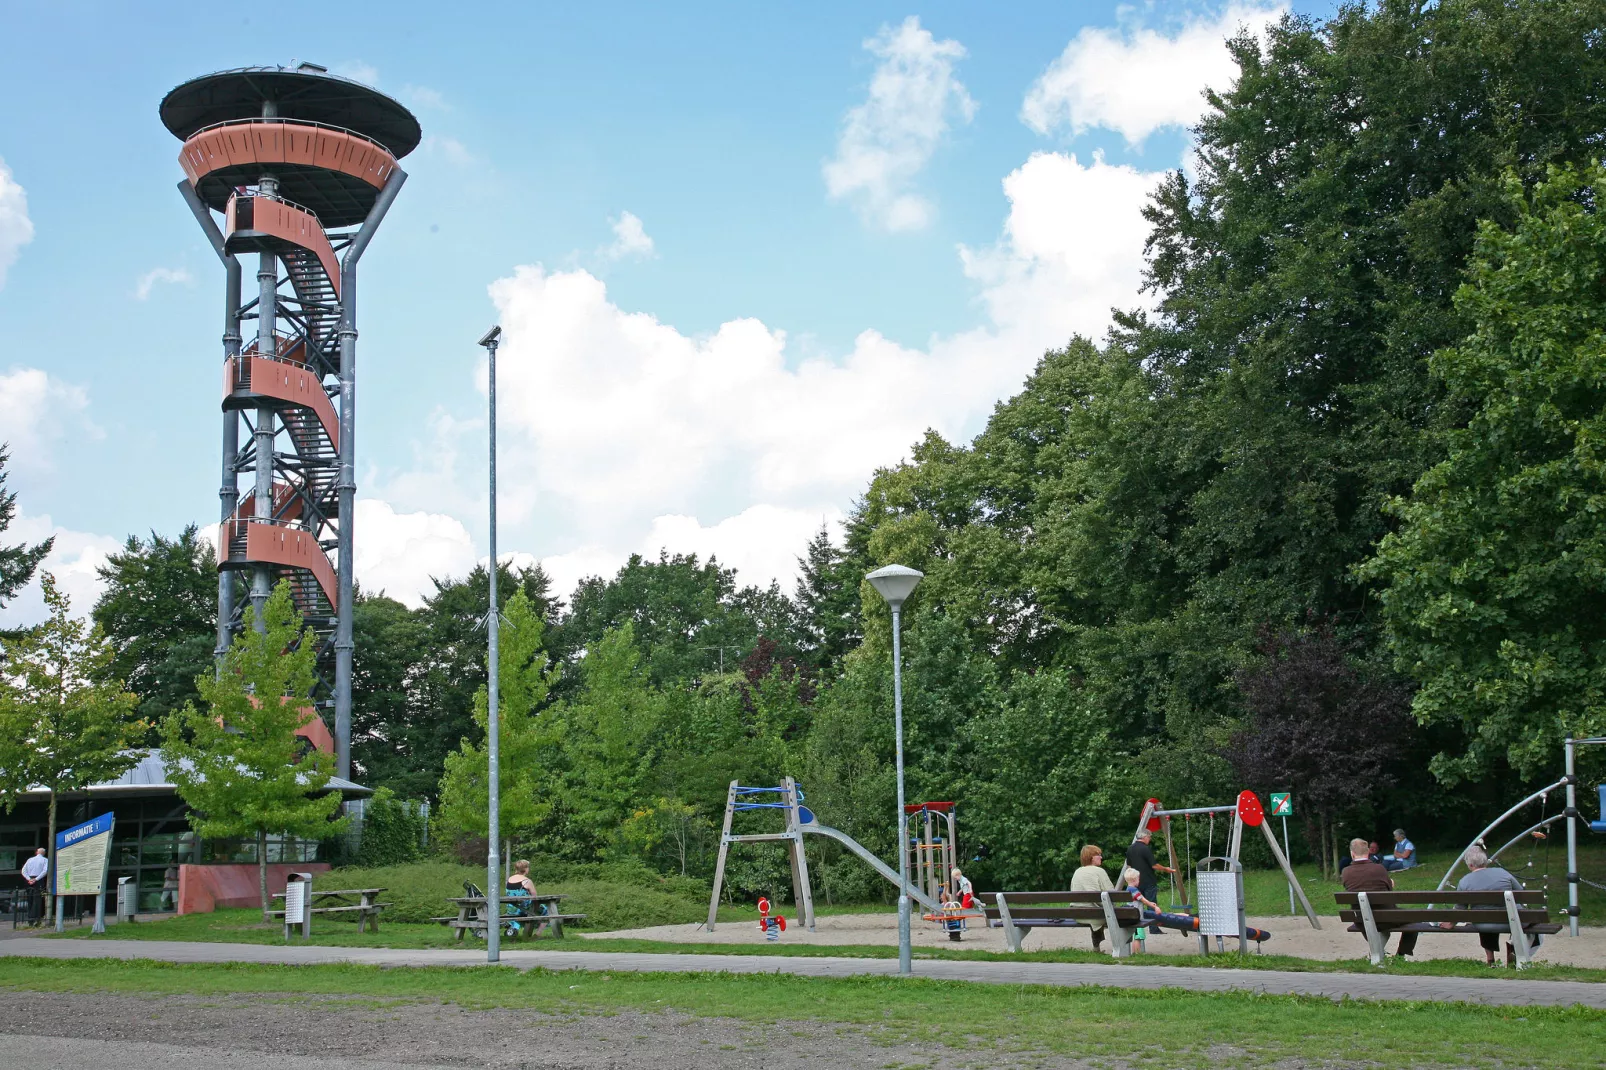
[1122,867,1160,954]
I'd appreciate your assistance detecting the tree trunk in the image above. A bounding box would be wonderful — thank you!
[45,789,57,924]
[258,829,270,922]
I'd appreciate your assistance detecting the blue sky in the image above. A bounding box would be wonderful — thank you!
[0,1,1332,623]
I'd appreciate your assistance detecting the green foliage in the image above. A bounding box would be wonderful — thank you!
[354,787,425,867]
[1364,163,1606,781]
[160,581,345,916]
[91,525,217,729]
[0,444,51,621]
[436,591,561,845]
[350,592,430,796]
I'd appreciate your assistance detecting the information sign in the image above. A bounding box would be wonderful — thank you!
[54,813,114,896]
[1269,792,1294,818]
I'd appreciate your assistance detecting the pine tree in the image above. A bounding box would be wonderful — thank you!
[0,444,53,626]
[160,581,345,920]
[794,525,861,672]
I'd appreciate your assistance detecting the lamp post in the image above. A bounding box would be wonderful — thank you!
[866,563,923,977]
[478,324,502,964]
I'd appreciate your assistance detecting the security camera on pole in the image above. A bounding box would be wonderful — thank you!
[865,563,923,978]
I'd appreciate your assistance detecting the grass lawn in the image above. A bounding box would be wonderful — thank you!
[42,907,1606,983]
[2,956,1602,1069]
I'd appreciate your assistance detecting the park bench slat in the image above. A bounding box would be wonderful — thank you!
[1336,906,1548,918]
[1343,921,1563,934]
[981,890,1113,905]
[1333,891,1543,906]
[981,906,1142,922]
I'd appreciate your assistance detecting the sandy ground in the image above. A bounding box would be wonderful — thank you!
[0,989,1124,1070]
[584,911,1606,966]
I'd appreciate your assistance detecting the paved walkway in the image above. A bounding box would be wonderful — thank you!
[3,938,1604,1008]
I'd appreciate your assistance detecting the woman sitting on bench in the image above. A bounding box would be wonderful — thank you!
[505,859,537,936]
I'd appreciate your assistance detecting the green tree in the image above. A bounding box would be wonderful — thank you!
[0,574,143,918]
[91,525,217,727]
[349,590,430,795]
[1364,163,1606,781]
[551,625,667,856]
[160,581,344,919]
[436,590,561,849]
[0,444,52,626]
[411,562,557,796]
[794,524,863,673]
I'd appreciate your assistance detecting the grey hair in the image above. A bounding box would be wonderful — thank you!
[1463,845,1489,870]
[1393,828,1407,838]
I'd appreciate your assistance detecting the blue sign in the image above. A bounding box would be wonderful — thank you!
[56,813,115,851]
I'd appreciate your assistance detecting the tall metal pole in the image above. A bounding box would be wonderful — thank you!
[1566,737,1579,937]
[250,101,279,631]
[483,328,502,965]
[892,605,911,977]
[217,255,241,660]
[333,167,406,781]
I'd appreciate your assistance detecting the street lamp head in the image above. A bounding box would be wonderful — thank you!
[866,564,923,611]
[478,324,502,349]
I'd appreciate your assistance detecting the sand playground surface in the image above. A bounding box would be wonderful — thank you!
[583,910,1606,967]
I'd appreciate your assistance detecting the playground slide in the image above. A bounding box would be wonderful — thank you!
[801,823,943,912]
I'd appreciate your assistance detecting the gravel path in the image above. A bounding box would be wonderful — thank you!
[0,990,1005,1070]
[4,936,1604,1007]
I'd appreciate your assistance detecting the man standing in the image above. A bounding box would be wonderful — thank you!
[19,848,48,925]
[1124,830,1174,907]
[1341,837,1416,960]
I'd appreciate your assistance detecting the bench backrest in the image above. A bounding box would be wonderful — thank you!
[981,890,1143,923]
[1334,890,1549,927]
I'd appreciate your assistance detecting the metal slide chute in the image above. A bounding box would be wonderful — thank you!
[802,823,942,913]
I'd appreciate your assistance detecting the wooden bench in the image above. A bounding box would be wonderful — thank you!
[981,891,1146,957]
[270,887,389,933]
[1334,890,1562,968]
[432,894,585,941]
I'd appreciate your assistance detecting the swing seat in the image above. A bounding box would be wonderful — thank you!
[1592,785,1606,833]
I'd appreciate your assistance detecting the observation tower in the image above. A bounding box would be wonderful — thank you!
[161,63,418,777]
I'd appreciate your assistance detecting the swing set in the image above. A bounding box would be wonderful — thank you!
[1134,790,1322,954]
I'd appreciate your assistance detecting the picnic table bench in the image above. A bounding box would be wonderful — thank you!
[432,892,584,941]
[1334,889,1562,968]
[981,890,1146,957]
[270,887,389,933]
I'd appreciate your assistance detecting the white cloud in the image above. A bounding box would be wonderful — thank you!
[352,498,477,609]
[823,16,976,231]
[0,156,34,289]
[602,211,655,261]
[134,266,193,300]
[0,515,121,627]
[0,367,97,473]
[467,149,1161,595]
[421,135,474,166]
[332,61,380,87]
[403,85,447,110]
[1021,3,1285,144]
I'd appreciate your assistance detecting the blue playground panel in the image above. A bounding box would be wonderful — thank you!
[1594,785,1606,834]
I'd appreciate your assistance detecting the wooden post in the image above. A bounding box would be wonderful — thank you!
[784,776,816,931]
[705,780,738,932]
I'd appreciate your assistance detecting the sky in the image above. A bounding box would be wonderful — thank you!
[0,0,1334,625]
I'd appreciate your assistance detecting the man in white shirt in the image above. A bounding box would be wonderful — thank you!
[20,848,48,924]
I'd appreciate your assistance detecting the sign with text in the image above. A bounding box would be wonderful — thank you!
[54,813,114,895]
[1270,792,1293,818]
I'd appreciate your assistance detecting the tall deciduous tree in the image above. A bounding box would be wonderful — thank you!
[436,590,561,848]
[1228,622,1413,876]
[795,525,863,673]
[0,444,52,627]
[92,525,217,726]
[160,581,344,919]
[1364,163,1606,782]
[0,574,143,917]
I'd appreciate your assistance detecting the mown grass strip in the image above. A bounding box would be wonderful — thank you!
[2,956,1602,1069]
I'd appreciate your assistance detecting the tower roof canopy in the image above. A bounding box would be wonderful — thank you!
[161,64,421,158]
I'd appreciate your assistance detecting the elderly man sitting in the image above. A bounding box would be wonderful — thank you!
[1340,837,1417,961]
[1447,845,1535,968]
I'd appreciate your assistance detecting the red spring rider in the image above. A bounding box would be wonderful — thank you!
[757,897,787,942]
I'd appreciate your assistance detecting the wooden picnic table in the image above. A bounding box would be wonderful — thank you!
[271,887,389,933]
[432,894,583,942]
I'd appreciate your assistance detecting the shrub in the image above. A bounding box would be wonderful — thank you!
[354,788,426,867]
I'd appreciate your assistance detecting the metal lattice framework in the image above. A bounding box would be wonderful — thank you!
[161,63,416,776]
